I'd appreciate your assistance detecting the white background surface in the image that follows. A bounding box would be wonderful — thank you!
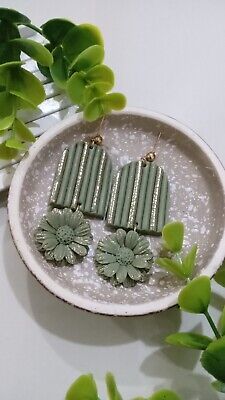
[0,1,225,399]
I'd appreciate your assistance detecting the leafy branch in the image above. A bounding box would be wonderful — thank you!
[156,221,198,280]
[165,276,225,393]
[0,9,126,161]
[65,373,181,400]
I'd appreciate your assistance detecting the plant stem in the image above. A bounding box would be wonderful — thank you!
[204,310,221,339]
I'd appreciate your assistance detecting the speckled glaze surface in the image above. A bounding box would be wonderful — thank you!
[8,109,225,315]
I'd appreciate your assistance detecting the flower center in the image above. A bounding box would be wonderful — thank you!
[116,247,134,266]
[56,225,74,245]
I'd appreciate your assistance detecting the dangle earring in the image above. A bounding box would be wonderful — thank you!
[34,117,112,265]
[95,132,169,287]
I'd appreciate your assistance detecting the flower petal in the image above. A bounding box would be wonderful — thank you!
[127,265,142,281]
[116,266,127,283]
[54,243,66,261]
[116,229,126,246]
[58,211,67,226]
[133,255,151,269]
[65,246,76,264]
[133,237,150,255]
[74,236,90,246]
[103,262,120,277]
[125,230,139,249]
[45,250,55,260]
[39,218,56,233]
[70,210,84,228]
[69,242,87,256]
[63,208,73,225]
[97,238,120,255]
[74,221,91,236]
[46,210,61,229]
[42,237,58,251]
[95,252,116,264]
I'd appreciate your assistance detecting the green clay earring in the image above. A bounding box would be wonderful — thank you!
[35,207,92,265]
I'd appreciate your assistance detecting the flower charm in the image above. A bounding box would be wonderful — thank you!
[35,208,91,265]
[95,229,153,287]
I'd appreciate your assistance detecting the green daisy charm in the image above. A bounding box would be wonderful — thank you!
[35,208,91,265]
[95,229,153,287]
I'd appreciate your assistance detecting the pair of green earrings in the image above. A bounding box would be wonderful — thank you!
[35,133,169,287]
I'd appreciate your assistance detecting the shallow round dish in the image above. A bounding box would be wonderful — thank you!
[8,108,225,316]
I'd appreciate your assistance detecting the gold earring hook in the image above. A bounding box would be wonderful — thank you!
[89,116,105,146]
[142,131,162,163]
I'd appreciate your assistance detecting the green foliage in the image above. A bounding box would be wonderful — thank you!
[178,276,211,314]
[218,306,225,336]
[65,374,181,400]
[211,380,225,393]
[156,222,197,280]
[200,336,225,383]
[166,332,212,350]
[0,9,125,161]
[214,260,225,287]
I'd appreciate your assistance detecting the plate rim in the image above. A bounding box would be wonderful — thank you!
[8,107,225,316]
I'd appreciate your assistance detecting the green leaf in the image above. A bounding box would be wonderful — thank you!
[71,45,104,72]
[211,380,225,393]
[166,332,212,350]
[67,71,86,104]
[150,389,181,400]
[8,66,45,107]
[178,276,211,314]
[201,336,225,383]
[37,43,54,80]
[219,306,225,336]
[65,374,98,400]
[0,92,15,130]
[105,373,123,400]
[11,38,53,66]
[162,221,184,253]
[63,24,104,63]
[0,19,20,42]
[102,93,126,110]
[13,118,35,142]
[0,8,30,24]
[214,260,225,287]
[84,82,113,104]
[84,97,105,121]
[0,20,20,63]
[41,18,75,45]
[84,92,126,121]
[182,244,198,278]
[50,46,68,89]
[0,141,18,160]
[6,136,27,150]
[156,258,185,279]
[86,64,114,86]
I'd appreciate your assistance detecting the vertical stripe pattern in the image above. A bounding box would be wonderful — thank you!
[49,141,112,219]
[106,161,168,235]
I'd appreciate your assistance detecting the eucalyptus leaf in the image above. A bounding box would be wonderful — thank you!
[71,44,104,72]
[201,336,225,383]
[102,92,126,110]
[219,306,225,336]
[8,66,45,106]
[156,258,185,279]
[162,221,184,253]
[84,92,126,121]
[63,23,104,63]
[214,261,225,287]
[166,332,212,350]
[0,41,20,64]
[50,45,69,88]
[86,64,114,86]
[105,373,123,400]
[0,92,15,130]
[13,118,35,142]
[211,380,225,393]
[11,38,53,66]
[67,71,86,104]
[84,97,105,121]
[84,82,112,104]
[0,141,18,160]
[0,8,30,24]
[182,244,198,278]
[0,19,20,42]
[41,18,75,45]
[6,135,27,150]
[150,389,181,400]
[65,374,98,400]
[37,43,54,79]
[178,276,211,314]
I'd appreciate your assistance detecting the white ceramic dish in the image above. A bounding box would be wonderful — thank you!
[8,108,225,316]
